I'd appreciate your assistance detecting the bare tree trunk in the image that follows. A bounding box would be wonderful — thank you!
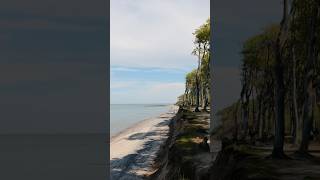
[273,41,286,157]
[195,47,201,112]
[256,92,262,138]
[252,87,256,130]
[241,74,251,139]
[299,3,319,153]
[201,85,206,109]
[300,81,315,152]
[267,103,274,136]
[272,0,288,158]
[261,102,267,140]
[233,101,240,141]
[292,46,302,145]
[290,98,297,143]
[203,87,209,111]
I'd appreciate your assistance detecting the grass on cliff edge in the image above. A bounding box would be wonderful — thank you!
[175,108,210,156]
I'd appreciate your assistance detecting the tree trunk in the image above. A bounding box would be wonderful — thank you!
[299,3,319,153]
[292,46,302,145]
[243,103,249,137]
[272,0,288,158]
[261,102,267,140]
[241,81,251,139]
[273,42,286,157]
[256,93,262,138]
[252,88,256,130]
[195,48,201,112]
[300,81,315,152]
[203,87,209,110]
[233,101,240,140]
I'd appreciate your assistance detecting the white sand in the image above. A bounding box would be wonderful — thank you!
[110,105,179,180]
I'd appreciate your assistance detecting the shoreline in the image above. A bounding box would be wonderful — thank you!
[110,104,175,140]
[110,105,179,179]
[110,104,173,139]
[110,113,168,140]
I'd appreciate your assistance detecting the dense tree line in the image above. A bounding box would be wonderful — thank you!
[178,19,210,112]
[228,0,320,158]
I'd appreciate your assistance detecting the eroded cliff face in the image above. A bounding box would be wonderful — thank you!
[149,107,320,180]
[148,108,266,180]
[208,145,247,180]
[149,108,212,180]
[148,108,260,180]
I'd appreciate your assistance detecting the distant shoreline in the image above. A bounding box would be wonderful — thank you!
[110,104,177,149]
[110,104,173,137]
[110,113,165,140]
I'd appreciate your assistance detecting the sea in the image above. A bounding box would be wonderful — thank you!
[110,104,172,136]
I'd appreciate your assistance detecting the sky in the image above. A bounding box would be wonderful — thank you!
[0,0,284,133]
[110,0,210,104]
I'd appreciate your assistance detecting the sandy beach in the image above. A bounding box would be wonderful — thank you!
[110,105,179,180]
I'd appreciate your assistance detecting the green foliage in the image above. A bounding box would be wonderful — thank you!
[194,18,210,45]
[182,18,211,109]
[242,25,279,68]
[234,0,320,145]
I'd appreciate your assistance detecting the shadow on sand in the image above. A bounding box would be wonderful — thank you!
[110,120,170,180]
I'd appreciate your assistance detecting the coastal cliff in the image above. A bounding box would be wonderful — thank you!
[149,106,320,180]
[149,108,212,180]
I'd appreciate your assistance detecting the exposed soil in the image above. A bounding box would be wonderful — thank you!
[149,108,320,180]
[149,108,211,180]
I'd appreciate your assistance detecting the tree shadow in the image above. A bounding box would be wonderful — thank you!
[110,139,165,180]
[154,119,170,127]
[110,153,145,180]
[127,120,170,140]
[110,120,171,180]
[127,132,157,140]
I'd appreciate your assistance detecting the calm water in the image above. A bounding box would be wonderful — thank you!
[110,104,171,136]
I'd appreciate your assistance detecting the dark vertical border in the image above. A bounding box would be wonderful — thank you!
[210,0,215,131]
[107,0,110,178]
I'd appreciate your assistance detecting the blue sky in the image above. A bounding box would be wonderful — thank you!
[110,0,210,104]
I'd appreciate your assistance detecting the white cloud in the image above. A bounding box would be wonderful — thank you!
[148,82,185,95]
[110,0,210,69]
[111,67,140,72]
[110,81,140,89]
[111,81,185,104]
[111,66,188,74]
[110,0,209,104]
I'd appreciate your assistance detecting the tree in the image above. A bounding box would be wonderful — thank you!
[298,0,319,155]
[271,0,290,158]
[192,19,210,112]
